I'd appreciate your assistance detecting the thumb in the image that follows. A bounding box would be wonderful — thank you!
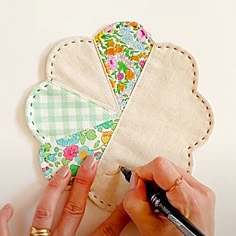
[123,173,163,235]
[0,204,14,236]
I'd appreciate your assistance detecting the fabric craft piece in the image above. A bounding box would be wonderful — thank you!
[26,80,119,143]
[25,21,214,211]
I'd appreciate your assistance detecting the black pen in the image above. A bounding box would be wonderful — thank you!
[120,166,205,236]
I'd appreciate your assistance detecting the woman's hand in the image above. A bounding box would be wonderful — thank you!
[0,156,215,236]
[0,155,130,236]
[0,203,13,236]
[123,157,215,236]
[30,155,129,235]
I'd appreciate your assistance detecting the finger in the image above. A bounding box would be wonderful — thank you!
[0,204,14,236]
[54,155,98,236]
[92,204,130,236]
[32,165,71,229]
[172,162,211,192]
[123,174,168,234]
[136,157,194,216]
[136,157,190,191]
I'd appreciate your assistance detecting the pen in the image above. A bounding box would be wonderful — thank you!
[120,166,205,236]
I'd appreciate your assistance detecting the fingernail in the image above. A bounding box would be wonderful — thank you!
[82,155,97,169]
[57,166,70,178]
[3,203,11,210]
[130,173,138,190]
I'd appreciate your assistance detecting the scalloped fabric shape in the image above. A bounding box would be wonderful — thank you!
[25,21,214,211]
[25,21,153,187]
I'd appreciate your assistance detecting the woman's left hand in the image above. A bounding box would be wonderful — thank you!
[0,203,13,236]
[0,155,130,236]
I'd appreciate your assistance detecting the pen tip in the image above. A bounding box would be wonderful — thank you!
[119,166,132,182]
[119,166,126,172]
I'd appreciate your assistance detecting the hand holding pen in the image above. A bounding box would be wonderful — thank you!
[122,157,215,236]
[0,156,215,236]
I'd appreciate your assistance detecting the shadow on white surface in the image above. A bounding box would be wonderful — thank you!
[9,182,44,235]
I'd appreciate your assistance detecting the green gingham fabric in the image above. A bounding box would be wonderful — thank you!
[26,81,119,142]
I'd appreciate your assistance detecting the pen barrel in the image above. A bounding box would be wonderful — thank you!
[150,193,205,236]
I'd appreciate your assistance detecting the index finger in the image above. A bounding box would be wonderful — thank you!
[54,155,98,236]
[32,165,71,229]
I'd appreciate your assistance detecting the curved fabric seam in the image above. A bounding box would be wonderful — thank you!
[26,80,119,143]
[46,38,120,113]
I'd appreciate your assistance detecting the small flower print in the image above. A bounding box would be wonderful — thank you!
[125,59,134,69]
[117,54,126,61]
[101,131,113,144]
[104,63,110,74]
[116,45,124,53]
[118,83,125,92]
[70,164,79,177]
[104,25,114,33]
[107,39,115,47]
[95,31,103,43]
[106,48,116,56]
[132,55,140,62]
[119,26,131,35]
[56,134,79,147]
[63,145,79,161]
[139,60,146,68]
[126,70,135,80]
[48,154,56,162]
[79,145,94,160]
[117,72,124,81]
[94,151,102,159]
[109,79,116,88]
[107,56,117,70]
[42,166,52,176]
[130,22,138,28]
[137,27,148,42]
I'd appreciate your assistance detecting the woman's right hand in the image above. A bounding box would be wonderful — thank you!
[123,157,215,236]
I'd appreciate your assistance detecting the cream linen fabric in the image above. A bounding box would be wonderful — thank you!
[89,43,213,210]
[46,37,120,113]
[37,37,213,211]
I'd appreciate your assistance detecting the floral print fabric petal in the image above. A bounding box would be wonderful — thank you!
[40,119,119,183]
[95,21,153,110]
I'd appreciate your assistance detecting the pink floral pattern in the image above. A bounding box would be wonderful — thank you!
[63,145,79,161]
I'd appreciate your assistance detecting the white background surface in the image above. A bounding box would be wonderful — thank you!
[0,0,235,235]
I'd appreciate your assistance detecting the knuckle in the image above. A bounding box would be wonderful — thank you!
[153,157,169,169]
[64,201,85,217]
[115,204,128,219]
[204,188,216,202]
[74,175,89,186]
[96,222,116,236]
[34,207,52,220]
[48,178,60,190]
